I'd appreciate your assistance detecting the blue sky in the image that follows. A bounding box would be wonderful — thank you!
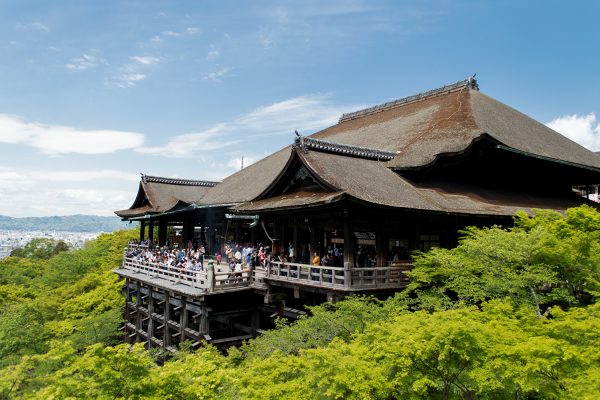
[0,0,599,217]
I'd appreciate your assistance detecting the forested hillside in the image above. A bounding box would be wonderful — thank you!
[0,215,128,232]
[0,206,598,399]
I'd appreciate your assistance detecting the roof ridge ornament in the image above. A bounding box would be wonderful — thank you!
[293,133,397,161]
[338,75,480,123]
[293,130,308,153]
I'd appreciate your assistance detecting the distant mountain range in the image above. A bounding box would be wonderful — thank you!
[0,215,131,232]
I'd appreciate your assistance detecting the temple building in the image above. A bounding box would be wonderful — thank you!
[114,77,600,349]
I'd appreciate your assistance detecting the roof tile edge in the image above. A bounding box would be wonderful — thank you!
[141,174,219,187]
[293,135,397,161]
[338,75,479,123]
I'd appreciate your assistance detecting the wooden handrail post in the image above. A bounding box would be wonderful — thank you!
[344,262,351,289]
[207,260,215,292]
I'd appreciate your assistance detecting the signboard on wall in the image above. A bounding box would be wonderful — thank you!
[354,231,376,245]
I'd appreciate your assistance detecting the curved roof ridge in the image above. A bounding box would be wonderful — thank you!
[141,174,219,187]
[294,135,398,161]
[339,75,479,123]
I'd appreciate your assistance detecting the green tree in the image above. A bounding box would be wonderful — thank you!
[10,238,70,260]
[35,343,154,400]
[404,205,600,314]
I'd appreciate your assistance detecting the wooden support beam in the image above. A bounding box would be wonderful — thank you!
[163,292,170,349]
[327,292,335,303]
[251,309,260,335]
[343,215,354,268]
[146,286,155,348]
[180,297,188,344]
[210,308,254,318]
[199,303,209,336]
[210,334,253,345]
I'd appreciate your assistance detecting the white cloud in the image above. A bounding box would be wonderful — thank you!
[114,72,147,88]
[131,55,160,65]
[162,30,180,37]
[546,113,600,151]
[34,169,139,182]
[206,49,219,61]
[66,53,97,71]
[239,94,362,136]
[108,64,149,88]
[0,166,139,216]
[108,54,160,88]
[137,94,362,158]
[0,114,145,155]
[202,67,231,82]
[185,27,201,35]
[29,21,50,32]
[17,21,50,32]
[0,188,133,217]
[65,51,105,71]
[136,123,241,158]
[0,166,138,183]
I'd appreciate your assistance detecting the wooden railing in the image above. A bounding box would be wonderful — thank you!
[268,261,347,288]
[122,257,252,293]
[121,249,411,293]
[268,261,411,290]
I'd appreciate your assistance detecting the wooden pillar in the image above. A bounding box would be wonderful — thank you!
[124,278,131,342]
[147,287,154,347]
[163,292,170,349]
[293,227,298,262]
[200,222,206,246]
[251,308,260,336]
[344,262,352,289]
[206,226,213,255]
[280,224,286,256]
[269,221,277,255]
[199,303,209,337]
[180,297,188,344]
[140,221,145,241]
[148,221,154,245]
[414,223,421,253]
[310,222,318,258]
[343,215,354,268]
[182,219,194,248]
[235,223,241,244]
[135,281,142,341]
[376,224,386,268]
[158,220,167,247]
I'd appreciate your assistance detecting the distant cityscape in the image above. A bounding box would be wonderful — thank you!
[0,230,104,259]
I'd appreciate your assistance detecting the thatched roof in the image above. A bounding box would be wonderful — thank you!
[195,148,292,207]
[310,78,600,171]
[234,147,592,216]
[115,174,218,218]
